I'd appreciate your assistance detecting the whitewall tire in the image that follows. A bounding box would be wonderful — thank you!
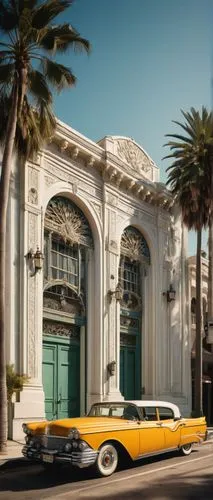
[95,443,118,477]
[180,443,192,456]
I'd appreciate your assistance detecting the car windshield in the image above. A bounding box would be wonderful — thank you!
[88,403,140,420]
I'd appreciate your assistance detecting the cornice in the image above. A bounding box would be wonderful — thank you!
[50,120,174,213]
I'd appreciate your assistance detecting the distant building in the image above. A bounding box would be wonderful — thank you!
[188,255,213,424]
[5,121,189,439]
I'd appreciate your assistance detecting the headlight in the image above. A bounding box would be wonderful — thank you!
[78,441,88,451]
[22,424,31,435]
[72,441,78,449]
[64,443,72,453]
[68,427,80,440]
[29,439,35,447]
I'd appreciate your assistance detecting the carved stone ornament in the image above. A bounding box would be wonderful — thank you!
[116,139,153,178]
[121,226,150,263]
[43,284,84,315]
[43,319,80,340]
[45,196,93,248]
[28,187,38,204]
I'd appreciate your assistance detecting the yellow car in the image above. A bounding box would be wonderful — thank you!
[22,400,207,477]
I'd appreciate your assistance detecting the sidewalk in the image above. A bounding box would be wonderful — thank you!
[0,440,26,467]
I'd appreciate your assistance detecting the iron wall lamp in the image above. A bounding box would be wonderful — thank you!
[107,360,116,376]
[26,247,44,276]
[108,282,123,302]
[163,284,176,303]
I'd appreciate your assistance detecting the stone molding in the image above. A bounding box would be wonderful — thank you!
[47,121,174,213]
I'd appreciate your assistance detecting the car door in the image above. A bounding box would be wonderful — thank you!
[138,406,165,456]
[157,406,181,450]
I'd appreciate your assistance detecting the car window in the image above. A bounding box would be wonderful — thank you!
[143,407,158,421]
[122,405,140,421]
[158,407,174,420]
[109,407,124,417]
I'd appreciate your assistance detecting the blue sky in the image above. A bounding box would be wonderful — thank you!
[53,0,212,255]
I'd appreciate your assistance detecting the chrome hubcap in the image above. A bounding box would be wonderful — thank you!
[102,450,114,468]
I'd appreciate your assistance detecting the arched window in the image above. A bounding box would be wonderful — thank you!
[43,196,93,305]
[119,226,150,310]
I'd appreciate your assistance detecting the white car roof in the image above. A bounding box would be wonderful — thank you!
[94,400,181,418]
[126,400,181,418]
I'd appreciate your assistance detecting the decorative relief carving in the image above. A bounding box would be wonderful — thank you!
[28,188,38,204]
[43,319,80,339]
[28,213,37,249]
[44,175,56,188]
[45,196,93,247]
[28,167,39,204]
[106,193,118,206]
[121,226,150,263]
[116,139,152,177]
[93,202,103,221]
[108,239,118,255]
[27,212,38,377]
[43,285,84,315]
[28,279,36,377]
[108,210,117,244]
[43,161,79,187]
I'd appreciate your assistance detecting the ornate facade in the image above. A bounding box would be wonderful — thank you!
[6,123,189,439]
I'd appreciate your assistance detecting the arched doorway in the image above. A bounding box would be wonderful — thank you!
[119,226,150,400]
[42,196,93,420]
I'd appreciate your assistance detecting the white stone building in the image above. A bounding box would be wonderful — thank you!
[6,120,190,439]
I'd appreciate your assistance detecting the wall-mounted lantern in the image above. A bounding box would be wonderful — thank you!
[163,284,176,303]
[107,360,116,376]
[26,247,44,277]
[108,282,123,302]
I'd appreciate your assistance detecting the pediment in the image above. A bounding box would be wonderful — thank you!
[98,136,158,181]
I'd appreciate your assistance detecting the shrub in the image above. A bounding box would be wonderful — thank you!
[6,364,29,402]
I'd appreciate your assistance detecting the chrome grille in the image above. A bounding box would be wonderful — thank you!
[41,435,68,451]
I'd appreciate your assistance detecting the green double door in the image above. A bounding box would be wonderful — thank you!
[120,313,141,400]
[43,336,80,420]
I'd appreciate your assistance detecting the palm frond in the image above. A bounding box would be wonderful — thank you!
[32,0,72,29]
[164,106,213,230]
[0,2,18,32]
[42,58,76,91]
[38,24,90,54]
[0,62,14,84]
[28,69,52,104]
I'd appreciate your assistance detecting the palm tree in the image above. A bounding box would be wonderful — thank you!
[206,144,213,342]
[164,107,213,417]
[0,0,90,453]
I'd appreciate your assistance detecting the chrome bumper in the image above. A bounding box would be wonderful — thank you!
[22,445,98,468]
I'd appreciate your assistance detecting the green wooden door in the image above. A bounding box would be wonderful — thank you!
[43,337,80,420]
[120,313,141,400]
[57,344,80,419]
[43,343,57,420]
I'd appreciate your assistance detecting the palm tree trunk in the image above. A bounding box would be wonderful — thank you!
[194,228,203,417]
[207,144,213,346]
[208,219,213,340]
[0,82,19,453]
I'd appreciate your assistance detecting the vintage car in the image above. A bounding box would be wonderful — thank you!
[22,400,207,477]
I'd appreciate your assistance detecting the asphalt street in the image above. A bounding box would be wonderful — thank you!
[0,442,213,499]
